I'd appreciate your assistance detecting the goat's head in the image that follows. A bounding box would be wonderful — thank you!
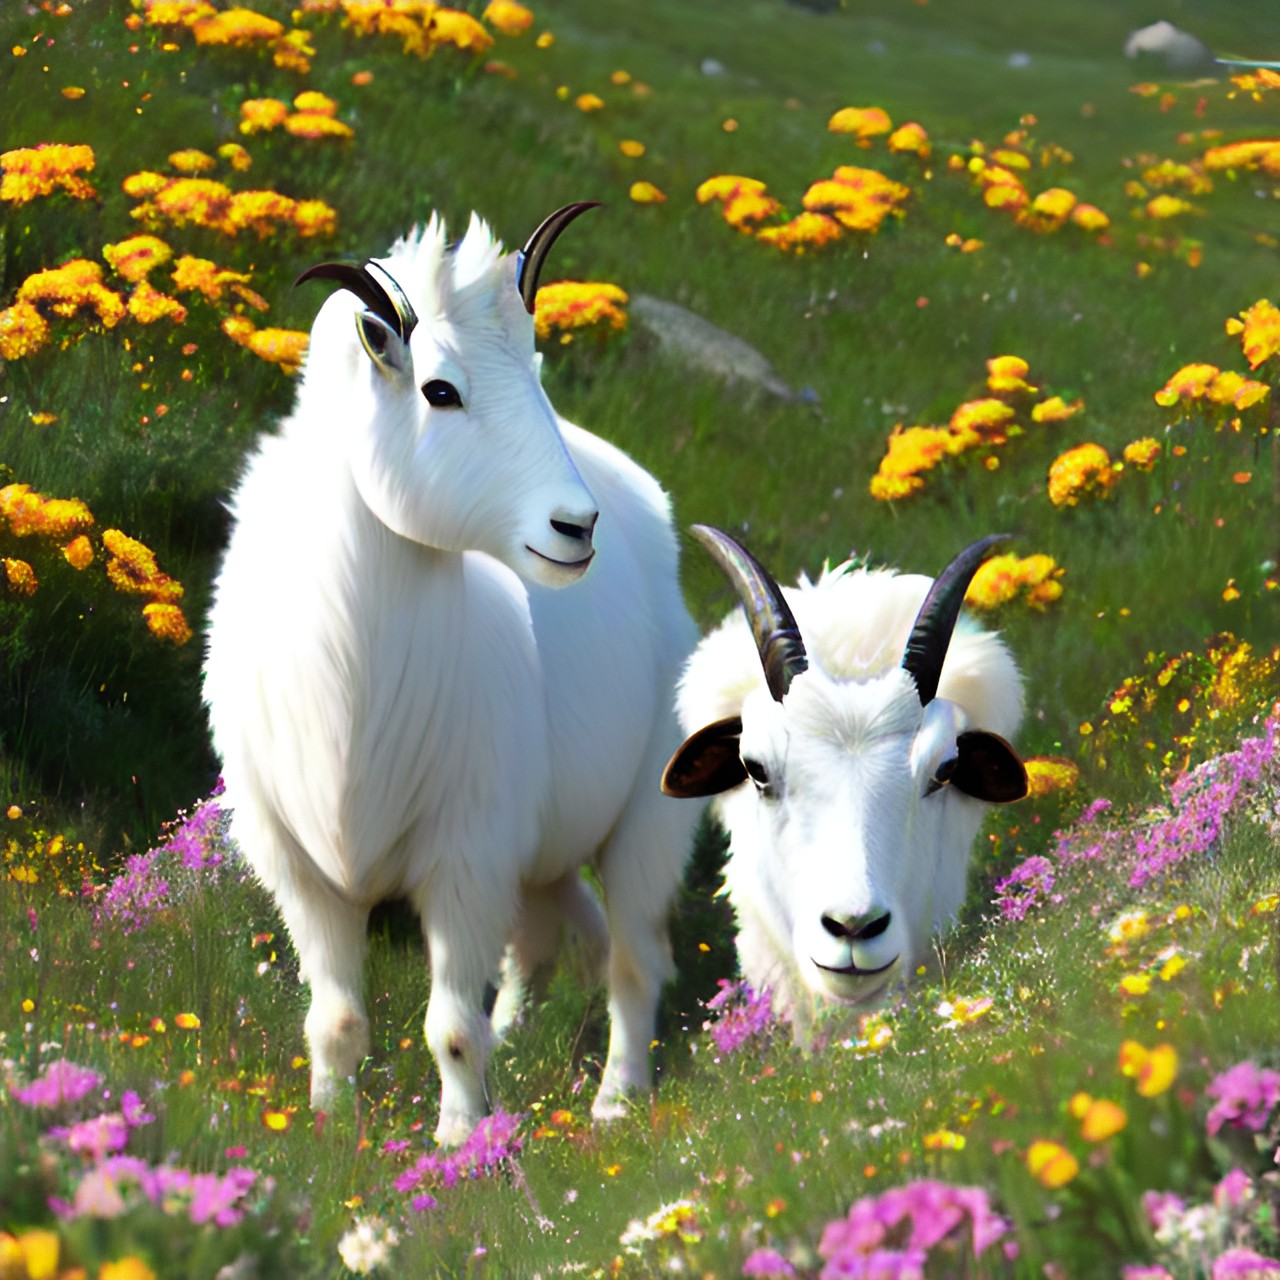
[295,202,601,587]
[663,526,1028,1006]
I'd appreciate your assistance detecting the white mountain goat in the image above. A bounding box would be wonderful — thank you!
[204,204,702,1144]
[662,526,1027,1038]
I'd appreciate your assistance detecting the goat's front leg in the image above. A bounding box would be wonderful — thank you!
[415,884,510,1147]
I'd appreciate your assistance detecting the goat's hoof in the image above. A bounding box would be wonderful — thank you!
[590,1092,633,1124]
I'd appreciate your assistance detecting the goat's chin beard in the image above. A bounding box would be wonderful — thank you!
[522,545,595,589]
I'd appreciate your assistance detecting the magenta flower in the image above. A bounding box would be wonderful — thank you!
[1214,1168,1253,1210]
[993,855,1055,921]
[165,797,226,870]
[1205,1061,1280,1137]
[742,1247,796,1277]
[1141,1189,1186,1234]
[1212,1249,1280,1278]
[10,1059,102,1108]
[64,1112,129,1160]
[705,980,775,1053]
[96,850,169,933]
[1121,1268,1174,1280]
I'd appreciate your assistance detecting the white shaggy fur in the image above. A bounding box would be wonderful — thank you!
[204,214,701,1144]
[677,561,1023,1039]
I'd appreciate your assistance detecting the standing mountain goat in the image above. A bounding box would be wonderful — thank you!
[662,527,1027,1038]
[204,204,703,1144]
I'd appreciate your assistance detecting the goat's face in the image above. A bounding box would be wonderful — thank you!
[297,205,601,588]
[664,527,1027,1008]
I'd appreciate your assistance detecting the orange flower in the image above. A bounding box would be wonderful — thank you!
[1071,203,1110,232]
[4,558,38,595]
[103,234,173,283]
[886,121,929,158]
[0,142,97,204]
[169,148,215,174]
[1031,395,1083,423]
[1047,443,1115,507]
[1118,1040,1178,1097]
[827,105,892,143]
[1225,298,1280,369]
[1020,186,1076,232]
[696,174,768,204]
[986,355,1035,395]
[575,92,604,112]
[950,398,1015,442]
[1023,756,1080,796]
[1026,1140,1078,1188]
[430,9,495,53]
[1122,438,1161,471]
[1153,362,1219,407]
[239,98,289,134]
[618,139,645,158]
[629,181,666,204]
[482,0,533,35]
[1079,1099,1127,1142]
[63,536,93,570]
[534,281,628,341]
[0,301,52,360]
[1145,194,1194,219]
[756,212,842,252]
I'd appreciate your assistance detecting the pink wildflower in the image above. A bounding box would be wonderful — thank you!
[1205,1060,1280,1137]
[1213,1250,1280,1278]
[11,1059,102,1108]
[705,979,775,1053]
[743,1248,796,1277]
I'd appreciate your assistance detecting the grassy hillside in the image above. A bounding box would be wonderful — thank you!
[0,0,1278,1276]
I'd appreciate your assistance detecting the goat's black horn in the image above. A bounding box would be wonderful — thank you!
[515,201,601,316]
[692,524,808,703]
[901,534,1010,706]
[295,260,417,342]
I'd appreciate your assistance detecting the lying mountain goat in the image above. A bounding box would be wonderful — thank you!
[204,204,702,1144]
[662,527,1027,1038]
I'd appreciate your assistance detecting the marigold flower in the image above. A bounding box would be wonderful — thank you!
[1145,194,1194,219]
[1026,1140,1078,1188]
[886,121,930,158]
[1119,1040,1178,1097]
[239,97,289,134]
[534,280,628,341]
[1123,438,1161,470]
[1153,362,1219,407]
[99,1257,157,1280]
[220,315,309,372]
[128,281,188,325]
[950,398,1015,441]
[944,232,983,252]
[4,558,38,594]
[1225,298,1280,369]
[431,9,494,53]
[722,189,780,229]
[1071,202,1110,232]
[482,0,533,35]
[0,142,97,204]
[1023,756,1079,796]
[170,255,251,303]
[965,553,1063,611]
[103,234,173,283]
[284,112,354,139]
[192,8,284,46]
[696,174,768,204]
[629,180,666,204]
[1203,139,1280,173]
[1031,395,1083,423]
[292,198,337,237]
[827,105,892,143]
[17,259,126,328]
[63,535,93,570]
[168,148,215,174]
[143,0,217,26]
[756,212,843,252]
[1080,1099,1127,1142]
[1047,443,1115,507]
[803,167,910,233]
[986,355,1035,395]
[0,301,52,360]
[618,139,645,158]
[218,142,252,171]
[1021,186,1076,232]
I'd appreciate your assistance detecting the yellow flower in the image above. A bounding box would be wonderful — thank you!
[1107,910,1150,944]
[923,1128,966,1150]
[143,602,193,645]
[756,212,843,252]
[1080,1099,1127,1142]
[17,259,126,328]
[220,316,310,373]
[1225,298,1280,369]
[1203,139,1280,173]
[802,167,910,233]
[174,1011,201,1029]
[1031,395,1083,423]
[722,189,780,229]
[239,98,289,134]
[192,8,285,46]
[293,90,337,116]
[0,142,97,205]
[965,553,1064,611]
[629,180,666,204]
[986,355,1035,395]
[103,234,173,283]
[827,105,892,143]
[10,1229,59,1280]
[534,281,628,341]
[1026,1140,1079,1188]
[482,0,533,36]
[887,121,930,158]
[1047,443,1115,507]
[0,301,52,360]
[1123,438,1161,470]
[1145,194,1194,219]
[100,1257,157,1280]
[696,174,768,204]
[1153,362,1220,407]
[284,113,354,140]
[430,9,495,53]
[950,398,1015,441]
[4,558,38,595]
[128,281,188,325]
[1020,186,1076,232]
[1119,1040,1178,1097]
[618,139,645,158]
[935,995,993,1027]
[169,148,215,174]
[1023,756,1079,797]
[1071,202,1110,232]
[63,536,93,570]
[217,142,252,171]
[1119,973,1152,996]
[575,92,604,112]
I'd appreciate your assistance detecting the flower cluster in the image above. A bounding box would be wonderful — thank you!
[1225,298,1280,370]
[703,979,775,1054]
[300,0,496,59]
[238,90,354,139]
[0,143,98,205]
[1047,441,1116,507]
[136,0,316,75]
[870,354,1081,502]
[385,1111,523,1212]
[1154,361,1270,421]
[965,551,1065,611]
[533,281,628,342]
[220,314,309,373]
[122,170,336,239]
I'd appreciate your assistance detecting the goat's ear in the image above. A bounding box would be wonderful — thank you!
[661,716,746,798]
[951,730,1028,803]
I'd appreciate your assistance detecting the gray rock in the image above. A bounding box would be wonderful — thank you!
[629,294,800,401]
[700,57,727,77]
[1124,20,1217,72]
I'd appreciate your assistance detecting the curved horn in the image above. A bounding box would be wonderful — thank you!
[691,524,808,703]
[901,534,1010,706]
[516,201,601,315]
[295,260,417,342]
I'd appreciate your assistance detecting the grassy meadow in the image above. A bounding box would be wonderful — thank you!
[1,0,1279,1275]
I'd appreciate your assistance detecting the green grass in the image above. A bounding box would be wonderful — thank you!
[1,0,1279,1275]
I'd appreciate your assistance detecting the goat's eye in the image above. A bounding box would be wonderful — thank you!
[742,756,774,797]
[422,379,463,409]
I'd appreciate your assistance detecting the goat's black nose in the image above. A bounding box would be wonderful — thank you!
[821,910,892,942]
[550,511,598,542]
